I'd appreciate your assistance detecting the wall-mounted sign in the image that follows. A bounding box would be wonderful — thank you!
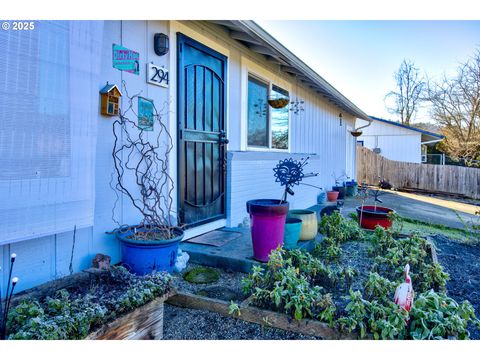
[112,44,140,75]
[138,96,154,131]
[147,63,169,88]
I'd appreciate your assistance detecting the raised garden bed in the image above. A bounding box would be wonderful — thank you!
[235,212,480,340]
[5,266,172,340]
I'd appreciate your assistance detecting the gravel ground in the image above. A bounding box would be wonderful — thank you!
[165,264,319,340]
[163,304,319,340]
[431,234,480,339]
[171,264,247,302]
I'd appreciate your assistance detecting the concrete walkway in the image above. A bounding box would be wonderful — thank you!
[341,190,478,230]
[180,228,322,273]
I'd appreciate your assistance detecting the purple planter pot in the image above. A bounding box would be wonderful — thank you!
[246,199,289,262]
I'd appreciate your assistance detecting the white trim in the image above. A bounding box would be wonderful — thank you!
[168,21,230,237]
[182,219,227,240]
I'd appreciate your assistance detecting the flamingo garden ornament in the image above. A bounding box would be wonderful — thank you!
[394,264,414,312]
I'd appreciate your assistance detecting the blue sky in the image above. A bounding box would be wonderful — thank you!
[257,21,480,123]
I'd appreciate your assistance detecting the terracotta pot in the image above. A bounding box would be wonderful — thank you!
[327,191,339,202]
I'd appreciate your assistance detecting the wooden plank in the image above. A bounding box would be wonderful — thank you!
[356,145,480,199]
[86,293,171,340]
[167,291,357,340]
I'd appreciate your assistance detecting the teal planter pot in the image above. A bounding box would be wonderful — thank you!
[283,218,303,250]
[288,209,318,240]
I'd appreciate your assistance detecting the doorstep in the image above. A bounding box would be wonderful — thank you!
[180,227,324,273]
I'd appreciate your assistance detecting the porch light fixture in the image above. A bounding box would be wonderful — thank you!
[339,112,343,126]
[154,33,169,56]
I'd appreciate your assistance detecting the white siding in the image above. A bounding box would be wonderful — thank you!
[357,119,422,163]
[1,20,360,294]
[1,20,172,294]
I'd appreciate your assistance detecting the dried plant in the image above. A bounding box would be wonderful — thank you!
[110,81,180,240]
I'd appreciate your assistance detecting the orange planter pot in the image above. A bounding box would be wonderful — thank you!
[326,191,339,202]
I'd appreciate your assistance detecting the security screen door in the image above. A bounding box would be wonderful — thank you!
[177,33,228,227]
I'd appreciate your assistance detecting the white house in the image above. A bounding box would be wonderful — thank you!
[0,20,371,293]
[356,116,444,164]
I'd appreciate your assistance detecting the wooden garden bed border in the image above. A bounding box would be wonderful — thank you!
[87,292,172,340]
[166,291,357,340]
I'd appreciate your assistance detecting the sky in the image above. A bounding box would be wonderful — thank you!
[257,20,480,124]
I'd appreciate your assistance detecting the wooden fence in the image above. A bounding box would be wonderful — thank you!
[356,146,480,200]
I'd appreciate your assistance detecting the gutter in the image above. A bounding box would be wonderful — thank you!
[421,139,442,145]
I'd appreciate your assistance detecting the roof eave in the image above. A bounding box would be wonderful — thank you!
[210,20,371,121]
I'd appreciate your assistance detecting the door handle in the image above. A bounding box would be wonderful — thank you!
[219,130,229,145]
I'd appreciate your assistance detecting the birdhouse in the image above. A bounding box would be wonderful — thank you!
[100,83,122,116]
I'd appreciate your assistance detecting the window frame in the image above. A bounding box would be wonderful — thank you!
[246,72,290,152]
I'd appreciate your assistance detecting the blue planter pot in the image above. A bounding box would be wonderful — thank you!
[283,218,302,250]
[317,191,327,204]
[117,226,184,275]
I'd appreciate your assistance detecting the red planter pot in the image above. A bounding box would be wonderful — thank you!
[356,205,395,230]
[327,191,339,202]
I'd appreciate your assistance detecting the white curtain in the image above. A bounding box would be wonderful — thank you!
[0,21,103,244]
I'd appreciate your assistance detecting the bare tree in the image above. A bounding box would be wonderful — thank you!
[426,50,480,164]
[385,59,426,125]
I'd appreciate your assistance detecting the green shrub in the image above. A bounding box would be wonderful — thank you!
[241,249,336,322]
[409,290,480,339]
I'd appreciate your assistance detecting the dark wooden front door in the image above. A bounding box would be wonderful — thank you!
[177,33,228,227]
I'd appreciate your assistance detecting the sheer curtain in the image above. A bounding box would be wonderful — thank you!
[0,21,103,244]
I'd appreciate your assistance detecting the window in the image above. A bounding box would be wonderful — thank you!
[0,21,103,244]
[247,75,289,150]
[247,76,269,147]
[271,85,289,150]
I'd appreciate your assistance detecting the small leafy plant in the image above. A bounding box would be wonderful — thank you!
[241,249,336,322]
[228,301,241,316]
[6,266,171,340]
[409,290,480,340]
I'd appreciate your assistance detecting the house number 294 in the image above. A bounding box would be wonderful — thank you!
[147,63,169,88]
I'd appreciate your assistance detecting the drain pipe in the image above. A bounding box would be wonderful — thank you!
[354,117,373,133]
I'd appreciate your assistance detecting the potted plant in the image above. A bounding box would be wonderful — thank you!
[247,157,316,260]
[345,178,358,197]
[355,187,395,230]
[267,93,290,109]
[109,83,184,275]
[332,172,348,200]
[326,189,339,202]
